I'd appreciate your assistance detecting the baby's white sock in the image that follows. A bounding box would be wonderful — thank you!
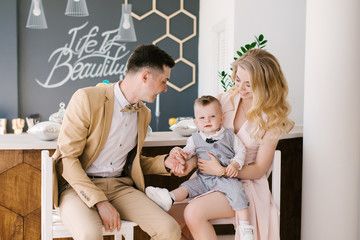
[169,192,176,203]
[239,220,250,226]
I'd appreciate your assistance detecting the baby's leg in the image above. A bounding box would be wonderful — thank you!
[236,208,254,240]
[235,207,249,222]
[171,186,189,202]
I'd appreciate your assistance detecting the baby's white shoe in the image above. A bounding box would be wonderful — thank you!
[238,224,255,240]
[145,186,173,211]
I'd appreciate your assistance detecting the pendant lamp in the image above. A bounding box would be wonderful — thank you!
[116,3,137,42]
[26,0,48,29]
[65,0,89,17]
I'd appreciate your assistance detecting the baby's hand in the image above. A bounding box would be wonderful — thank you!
[170,147,182,158]
[170,147,190,162]
[225,164,238,178]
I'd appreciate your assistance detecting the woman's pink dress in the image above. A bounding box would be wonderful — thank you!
[218,92,280,240]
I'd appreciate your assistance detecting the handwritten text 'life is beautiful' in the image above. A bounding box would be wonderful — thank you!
[36,22,130,88]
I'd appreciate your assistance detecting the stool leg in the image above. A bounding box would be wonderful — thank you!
[124,226,134,240]
[114,233,123,240]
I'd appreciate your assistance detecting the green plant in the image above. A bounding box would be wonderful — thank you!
[220,34,267,92]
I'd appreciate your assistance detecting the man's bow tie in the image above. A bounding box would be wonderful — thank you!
[121,104,142,112]
[205,138,218,144]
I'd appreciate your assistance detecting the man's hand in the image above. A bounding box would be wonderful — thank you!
[96,201,121,232]
[171,157,197,177]
[165,148,189,175]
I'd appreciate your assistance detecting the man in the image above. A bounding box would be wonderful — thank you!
[52,45,188,240]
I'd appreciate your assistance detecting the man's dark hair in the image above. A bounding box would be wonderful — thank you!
[127,45,175,73]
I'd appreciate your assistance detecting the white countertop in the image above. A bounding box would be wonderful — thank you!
[0,125,302,150]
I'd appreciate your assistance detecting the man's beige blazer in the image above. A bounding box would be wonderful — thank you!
[52,83,169,208]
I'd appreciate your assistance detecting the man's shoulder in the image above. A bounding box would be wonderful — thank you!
[72,83,114,102]
[76,84,111,95]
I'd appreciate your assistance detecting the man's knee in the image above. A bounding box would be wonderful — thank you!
[151,217,181,240]
[61,213,103,240]
[59,190,103,240]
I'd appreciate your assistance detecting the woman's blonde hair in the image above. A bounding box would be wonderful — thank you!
[228,49,294,141]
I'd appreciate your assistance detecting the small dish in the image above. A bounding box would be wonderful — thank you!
[170,119,198,137]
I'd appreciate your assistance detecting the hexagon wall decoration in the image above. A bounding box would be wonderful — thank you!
[126,0,197,92]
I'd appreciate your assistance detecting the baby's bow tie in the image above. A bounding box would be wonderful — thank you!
[121,104,142,112]
[205,138,218,144]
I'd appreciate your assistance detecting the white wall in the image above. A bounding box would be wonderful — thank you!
[198,0,235,97]
[199,0,306,126]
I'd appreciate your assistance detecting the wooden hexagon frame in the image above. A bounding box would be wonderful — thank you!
[126,0,197,92]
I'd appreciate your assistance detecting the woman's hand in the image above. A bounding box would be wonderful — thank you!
[197,152,225,176]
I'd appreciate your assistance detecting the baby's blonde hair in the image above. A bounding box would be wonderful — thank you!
[228,49,294,141]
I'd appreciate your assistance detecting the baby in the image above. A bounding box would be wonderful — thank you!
[146,95,254,239]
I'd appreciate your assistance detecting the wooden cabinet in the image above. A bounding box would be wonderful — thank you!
[0,149,54,240]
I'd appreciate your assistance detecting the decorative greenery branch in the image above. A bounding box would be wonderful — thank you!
[220,34,268,92]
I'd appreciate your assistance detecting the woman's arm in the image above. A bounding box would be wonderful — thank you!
[237,131,278,180]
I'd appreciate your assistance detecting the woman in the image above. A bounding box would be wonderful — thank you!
[171,49,294,240]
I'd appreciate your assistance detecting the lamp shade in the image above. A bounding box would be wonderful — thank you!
[65,0,89,17]
[26,0,48,29]
[116,4,137,42]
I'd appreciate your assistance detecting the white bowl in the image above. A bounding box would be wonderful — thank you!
[170,119,198,137]
[27,121,61,141]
